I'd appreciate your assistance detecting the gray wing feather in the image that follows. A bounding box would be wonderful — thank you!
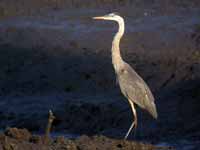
[117,63,158,119]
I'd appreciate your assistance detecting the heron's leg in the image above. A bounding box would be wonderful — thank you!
[124,101,137,140]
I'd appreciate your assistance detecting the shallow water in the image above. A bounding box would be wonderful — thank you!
[157,140,200,150]
[35,131,79,139]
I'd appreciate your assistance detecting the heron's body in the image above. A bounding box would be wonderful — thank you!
[93,13,157,139]
[116,62,157,117]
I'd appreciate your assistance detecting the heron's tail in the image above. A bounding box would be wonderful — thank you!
[148,101,158,119]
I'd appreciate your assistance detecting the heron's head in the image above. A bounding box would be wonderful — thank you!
[93,12,122,22]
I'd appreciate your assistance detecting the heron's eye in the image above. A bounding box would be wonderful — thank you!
[120,69,127,74]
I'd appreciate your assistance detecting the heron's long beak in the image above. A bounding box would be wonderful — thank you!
[93,16,106,20]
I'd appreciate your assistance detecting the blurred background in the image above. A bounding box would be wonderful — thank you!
[0,0,200,149]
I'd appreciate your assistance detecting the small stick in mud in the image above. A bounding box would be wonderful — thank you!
[44,110,55,144]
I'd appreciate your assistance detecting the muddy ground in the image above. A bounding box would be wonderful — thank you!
[0,128,172,150]
[0,0,200,150]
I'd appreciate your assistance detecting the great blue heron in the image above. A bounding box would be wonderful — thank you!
[93,13,158,139]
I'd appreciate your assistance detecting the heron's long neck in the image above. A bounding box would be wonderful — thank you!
[112,19,125,71]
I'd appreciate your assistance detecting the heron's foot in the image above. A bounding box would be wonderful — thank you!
[124,120,137,140]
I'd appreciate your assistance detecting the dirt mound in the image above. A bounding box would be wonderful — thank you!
[0,128,169,150]
[4,128,31,141]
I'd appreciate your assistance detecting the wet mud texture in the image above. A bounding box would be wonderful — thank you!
[0,128,169,150]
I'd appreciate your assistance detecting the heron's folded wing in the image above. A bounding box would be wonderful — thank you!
[117,63,157,118]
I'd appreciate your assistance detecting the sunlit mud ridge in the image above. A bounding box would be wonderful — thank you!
[0,112,171,150]
[0,127,173,150]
